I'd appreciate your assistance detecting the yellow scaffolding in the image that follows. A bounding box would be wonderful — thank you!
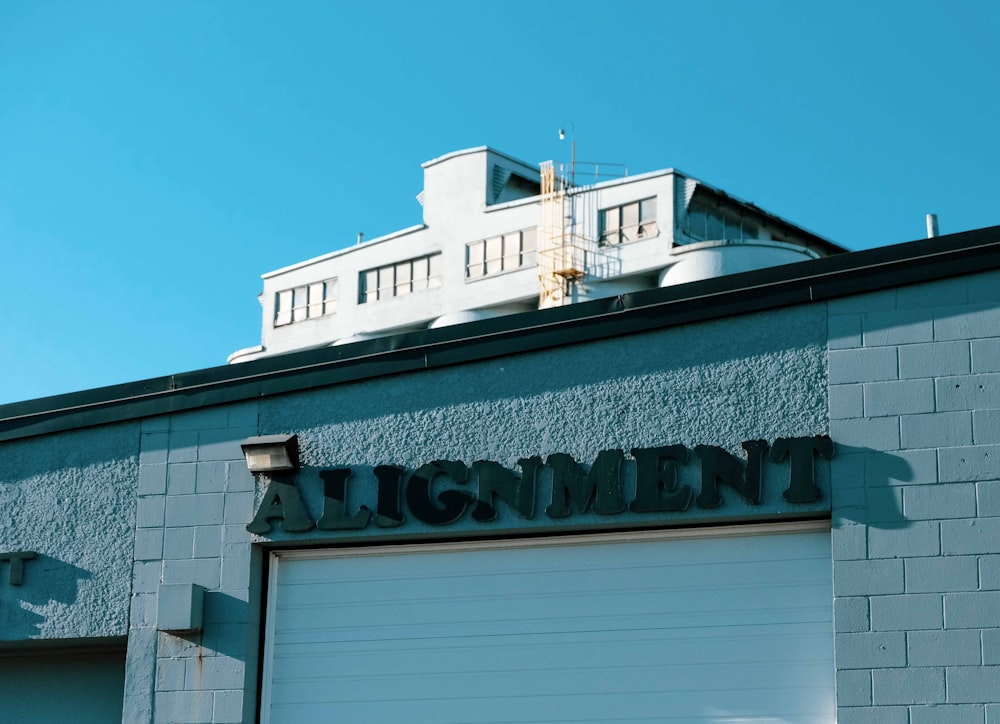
[538,161,586,307]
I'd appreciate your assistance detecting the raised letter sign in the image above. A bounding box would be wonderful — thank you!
[317,468,370,530]
[546,449,625,518]
[771,435,834,503]
[373,465,406,527]
[630,445,692,513]
[246,479,315,534]
[0,551,37,586]
[406,460,474,526]
[471,458,538,522]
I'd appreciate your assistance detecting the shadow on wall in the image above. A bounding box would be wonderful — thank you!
[161,591,251,663]
[0,555,92,641]
[834,444,911,530]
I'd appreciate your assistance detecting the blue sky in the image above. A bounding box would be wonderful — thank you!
[1,1,997,404]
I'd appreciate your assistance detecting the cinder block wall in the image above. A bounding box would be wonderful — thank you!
[829,270,1000,724]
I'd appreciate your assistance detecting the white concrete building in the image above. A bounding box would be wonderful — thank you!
[229,147,845,362]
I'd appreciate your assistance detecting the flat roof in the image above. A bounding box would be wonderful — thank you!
[2,225,998,443]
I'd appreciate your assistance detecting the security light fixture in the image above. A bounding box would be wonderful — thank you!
[241,434,299,473]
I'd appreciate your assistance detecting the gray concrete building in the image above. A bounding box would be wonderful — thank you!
[2,171,1000,721]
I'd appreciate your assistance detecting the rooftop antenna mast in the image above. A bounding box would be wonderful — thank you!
[559,126,575,186]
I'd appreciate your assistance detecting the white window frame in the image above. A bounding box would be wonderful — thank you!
[274,278,338,327]
[358,253,442,304]
[466,227,537,280]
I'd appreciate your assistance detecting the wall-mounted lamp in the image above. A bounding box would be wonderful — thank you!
[241,434,299,473]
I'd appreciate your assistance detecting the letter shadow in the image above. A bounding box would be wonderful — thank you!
[0,555,92,641]
[834,444,911,530]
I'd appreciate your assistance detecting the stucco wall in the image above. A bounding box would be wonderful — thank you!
[829,269,1000,723]
[0,422,138,642]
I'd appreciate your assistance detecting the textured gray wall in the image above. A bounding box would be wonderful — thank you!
[0,423,138,641]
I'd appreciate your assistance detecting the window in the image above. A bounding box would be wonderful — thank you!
[274,278,338,327]
[683,200,759,243]
[359,253,442,303]
[466,227,537,279]
[599,198,658,245]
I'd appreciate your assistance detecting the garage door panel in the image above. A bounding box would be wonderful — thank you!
[262,529,833,723]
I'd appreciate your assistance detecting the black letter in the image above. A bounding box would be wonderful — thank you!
[472,458,537,522]
[317,468,370,531]
[546,449,625,518]
[771,435,834,504]
[247,479,315,534]
[630,445,692,513]
[406,460,473,526]
[373,465,406,528]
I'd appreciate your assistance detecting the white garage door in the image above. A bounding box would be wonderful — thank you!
[262,523,833,723]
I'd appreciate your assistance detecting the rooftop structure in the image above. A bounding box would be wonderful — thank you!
[229,147,846,362]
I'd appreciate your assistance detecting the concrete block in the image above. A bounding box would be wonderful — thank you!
[976,479,1000,515]
[974,410,1000,444]
[157,629,202,658]
[224,491,256,526]
[165,493,225,528]
[221,545,253,591]
[830,347,898,384]
[167,430,199,463]
[138,463,168,495]
[829,314,863,350]
[831,383,865,419]
[154,690,214,723]
[939,446,1000,483]
[991,704,1000,724]
[982,556,1000,590]
[122,628,157,724]
[967,270,1000,302]
[155,657,186,692]
[972,338,1000,373]
[163,526,195,559]
[226,461,256,492]
[935,304,1000,341]
[835,596,870,632]
[900,340,971,379]
[837,669,872,706]
[835,559,905,596]
[983,629,1000,666]
[222,524,251,545]
[129,592,157,628]
[908,629,983,666]
[833,522,868,561]
[141,415,170,433]
[184,654,245,691]
[834,485,867,509]
[941,519,1000,555]
[171,406,232,430]
[199,426,259,462]
[829,288,896,314]
[835,631,906,669]
[946,666,1000,703]
[139,431,169,464]
[910,704,986,724]
[193,525,222,559]
[203,590,250,625]
[867,448,938,486]
[161,558,221,590]
[901,412,973,449]
[863,309,934,347]
[868,521,940,558]
[831,417,900,450]
[136,496,165,529]
[213,689,247,723]
[134,528,164,561]
[836,706,908,724]
[167,463,197,495]
[195,461,227,493]
[870,593,942,631]
[866,379,935,418]
[937,373,1000,412]
[904,483,977,520]
[905,556,979,593]
[866,487,905,524]
[872,665,945,704]
[133,560,162,595]
[945,591,1000,628]
[898,276,968,309]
